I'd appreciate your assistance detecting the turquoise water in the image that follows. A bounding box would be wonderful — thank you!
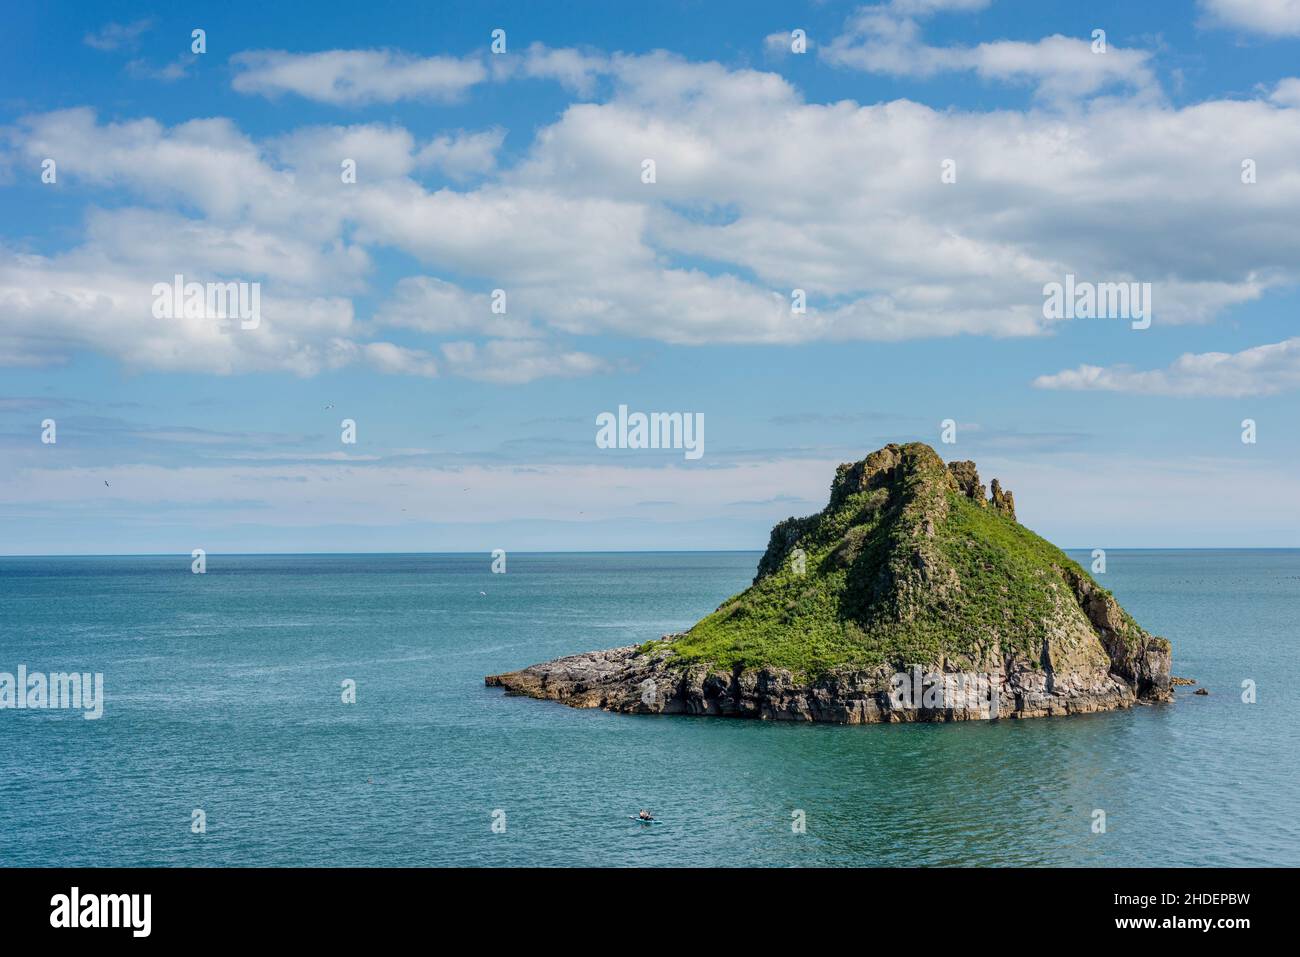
[0,550,1296,867]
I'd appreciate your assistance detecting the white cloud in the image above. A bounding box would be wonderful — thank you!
[890,0,991,13]
[8,53,1300,374]
[501,43,610,96]
[439,340,611,384]
[360,342,439,377]
[126,55,196,82]
[1201,0,1300,37]
[79,207,370,292]
[0,246,360,375]
[1033,338,1300,397]
[968,36,1156,101]
[270,122,420,183]
[763,30,815,56]
[374,276,537,338]
[1269,77,1300,106]
[230,49,487,105]
[822,4,1157,102]
[83,19,153,52]
[415,128,505,180]
[764,32,793,55]
[7,108,299,222]
[498,57,1300,337]
[232,44,613,106]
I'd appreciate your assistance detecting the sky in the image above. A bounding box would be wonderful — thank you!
[1,0,1299,554]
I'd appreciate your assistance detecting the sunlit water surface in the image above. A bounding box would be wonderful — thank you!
[1,550,1295,866]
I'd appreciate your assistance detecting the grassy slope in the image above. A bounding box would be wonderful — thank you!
[659,486,1120,679]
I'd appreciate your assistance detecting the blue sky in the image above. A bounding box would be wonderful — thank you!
[2,0,1299,554]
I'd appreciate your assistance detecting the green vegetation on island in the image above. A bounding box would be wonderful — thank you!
[665,443,1147,678]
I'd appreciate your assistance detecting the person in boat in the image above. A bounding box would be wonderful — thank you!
[638,809,654,821]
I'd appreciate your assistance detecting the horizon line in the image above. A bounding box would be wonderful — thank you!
[2,546,1298,559]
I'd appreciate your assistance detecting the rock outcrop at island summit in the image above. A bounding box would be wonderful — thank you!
[486,443,1173,723]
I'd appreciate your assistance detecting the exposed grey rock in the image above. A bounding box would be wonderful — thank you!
[487,634,1155,723]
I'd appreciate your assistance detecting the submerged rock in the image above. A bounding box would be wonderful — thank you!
[487,442,1173,724]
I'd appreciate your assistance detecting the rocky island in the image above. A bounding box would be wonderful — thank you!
[486,442,1173,723]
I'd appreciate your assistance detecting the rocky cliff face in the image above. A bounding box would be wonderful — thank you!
[487,443,1173,723]
[484,637,1146,723]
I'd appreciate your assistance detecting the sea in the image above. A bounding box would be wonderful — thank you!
[0,550,1296,867]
